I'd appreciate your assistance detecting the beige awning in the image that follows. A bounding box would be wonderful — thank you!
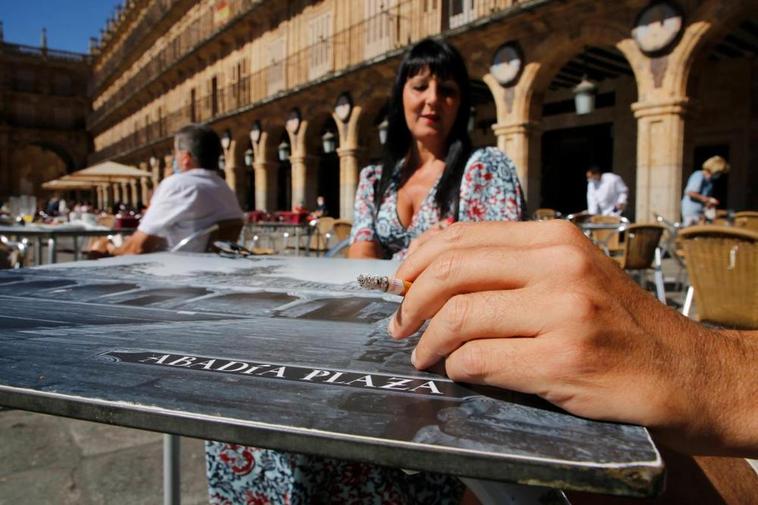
[41,179,100,191]
[67,161,150,181]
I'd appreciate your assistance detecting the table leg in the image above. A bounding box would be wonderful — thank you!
[653,247,666,303]
[73,236,80,262]
[163,433,181,505]
[35,238,43,266]
[295,227,300,256]
[47,237,57,264]
[460,478,570,505]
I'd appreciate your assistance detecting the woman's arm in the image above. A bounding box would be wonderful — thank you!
[347,240,384,259]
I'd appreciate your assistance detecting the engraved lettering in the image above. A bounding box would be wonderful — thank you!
[301,369,331,381]
[194,359,217,370]
[241,364,271,375]
[410,381,443,395]
[139,354,171,364]
[216,361,249,372]
[380,377,412,391]
[167,356,197,367]
[257,366,287,378]
[325,372,350,384]
[346,375,375,388]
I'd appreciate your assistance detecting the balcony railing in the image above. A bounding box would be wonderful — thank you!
[90,0,266,129]
[0,42,89,63]
[93,0,527,161]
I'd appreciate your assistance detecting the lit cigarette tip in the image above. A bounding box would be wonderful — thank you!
[356,274,410,296]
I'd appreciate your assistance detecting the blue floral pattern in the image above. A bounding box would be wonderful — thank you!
[350,147,525,259]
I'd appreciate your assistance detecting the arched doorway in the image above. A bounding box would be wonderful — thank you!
[11,144,71,196]
[469,80,497,149]
[538,46,637,216]
[276,132,292,211]
[313,115,340,218]
[684,17,758,211]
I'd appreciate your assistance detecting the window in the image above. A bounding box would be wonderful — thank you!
[308,12,332,80]
[267,36,286,95]
[190,88,197,122]
[449,0,475,29]
[365,0,396,59]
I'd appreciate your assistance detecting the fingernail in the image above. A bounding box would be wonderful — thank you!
[411,348,417,367]
[388,313,397,338]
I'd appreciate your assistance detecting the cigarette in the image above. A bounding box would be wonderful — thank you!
[357,274,412,296]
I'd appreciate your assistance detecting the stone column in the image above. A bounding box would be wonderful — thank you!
[253,161,276,212]
[337,147,359,220]
[102,185,111,211]
[290,154,307,210]
[632,98,688,223]
[140,178,150,206]
[492,121,540,209]
[112,183,121,206]
[96,186,103,210]
[130,180,139,207]
[121,182,131,207]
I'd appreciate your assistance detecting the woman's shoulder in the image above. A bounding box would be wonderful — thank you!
[464,147,517,174]
[359,163,383,181]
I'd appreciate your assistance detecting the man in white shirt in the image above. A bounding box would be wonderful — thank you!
[586,166,629,216]
[97,124,243,255]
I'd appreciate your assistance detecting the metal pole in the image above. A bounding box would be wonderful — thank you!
[163,434,181,505]
[460,478,570,505]
[47,237,57,264]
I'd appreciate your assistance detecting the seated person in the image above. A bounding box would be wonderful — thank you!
[91,124,243,256]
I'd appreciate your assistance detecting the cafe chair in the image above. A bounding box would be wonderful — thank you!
[613,224,666,303]
[0,235,31,268]
[171,218,244,253]
[734,211,758,232]
[325,238,351,258]
[332,220,353,242]
[532,208,561,221]
[566,211,592,224]
[308,217,335,255]
[589,215,629,256]
[678,225,758,329]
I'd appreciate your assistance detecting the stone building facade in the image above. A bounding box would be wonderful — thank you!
[88,0,757,221]
[0,38,91,201]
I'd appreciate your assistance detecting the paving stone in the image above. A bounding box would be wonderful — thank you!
[0,410,80,477]
[0,467,85,505]
[66,418,162,457]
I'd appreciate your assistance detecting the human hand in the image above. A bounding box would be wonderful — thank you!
[389,221,758,456]
[706,197,719,207]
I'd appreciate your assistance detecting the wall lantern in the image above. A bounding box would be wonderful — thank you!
[220,130,232,151]
[632,1,685,56]
[244,148,254,168]
[467,106,476,133]
[249,120,262,145]
[334,92,353,122]
[278,140,291,162]
[218,154,226,171]
[573,76,598,115]
[378,118,389,145]
[322,131,337,154]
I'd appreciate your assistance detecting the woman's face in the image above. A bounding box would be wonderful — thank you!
[402,67,461,147]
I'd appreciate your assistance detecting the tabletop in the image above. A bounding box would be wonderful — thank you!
[0,253,663,497]
[0,224,135,237]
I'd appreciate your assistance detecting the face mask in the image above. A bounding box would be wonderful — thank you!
[172,157,180,175]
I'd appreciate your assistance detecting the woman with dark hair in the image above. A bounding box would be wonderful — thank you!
[349,37,525,259]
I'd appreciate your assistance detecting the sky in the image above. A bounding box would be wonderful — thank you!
[0,0,123,54]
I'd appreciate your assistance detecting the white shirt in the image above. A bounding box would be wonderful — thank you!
[587,173,629,216]
[138,168,243,252]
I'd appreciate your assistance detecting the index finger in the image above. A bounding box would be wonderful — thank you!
[396,220,587,282]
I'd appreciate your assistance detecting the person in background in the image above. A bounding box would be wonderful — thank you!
[390,220,757,458]
[585,165,628,216]
[311,195,328,218]
[681,155,730,226]
[90,124,242,255]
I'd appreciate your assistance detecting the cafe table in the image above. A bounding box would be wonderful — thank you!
[0,253,663,504]
[0,223,135,265]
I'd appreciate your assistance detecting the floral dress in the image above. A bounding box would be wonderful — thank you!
[205,148,524,504]
[351,147,525,258]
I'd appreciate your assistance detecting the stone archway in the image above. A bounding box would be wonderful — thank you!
[10,144,71,197]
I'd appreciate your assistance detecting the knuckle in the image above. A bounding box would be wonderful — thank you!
[439,294,471,335]
[554,244,593,278]
[430,250,461,283]
[562,290,599,325]
[442,221,467,244]
[447,342,487,382]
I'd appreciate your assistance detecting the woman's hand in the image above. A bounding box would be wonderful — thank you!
[389,221,758,456]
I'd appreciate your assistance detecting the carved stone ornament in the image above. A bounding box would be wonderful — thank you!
[632,1,684,56]
[490,42,524,86]
[285,108,301,134]
[335,93,352,122]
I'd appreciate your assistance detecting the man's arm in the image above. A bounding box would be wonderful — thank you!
[391,221,758,457]
[108,231,167,256]
[586,185,598,214]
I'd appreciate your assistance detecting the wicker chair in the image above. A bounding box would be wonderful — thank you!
[532,208,561,221]
[678,225,758,329]
[734,211,758,232]
[308,217,335,254]
[614,224,666,303]
[589,215,627,256]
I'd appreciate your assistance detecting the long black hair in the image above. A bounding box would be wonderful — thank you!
[375,38,472,219]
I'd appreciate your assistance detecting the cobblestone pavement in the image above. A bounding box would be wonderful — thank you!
[0,409,209,505]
